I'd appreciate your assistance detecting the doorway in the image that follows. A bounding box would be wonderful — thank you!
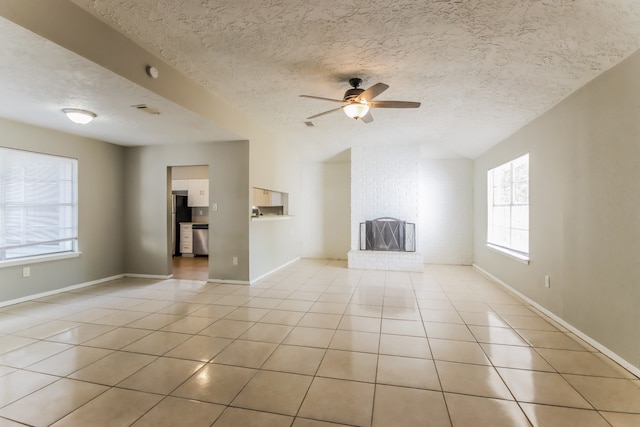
[169,165,210,280]
[172,256,208,280]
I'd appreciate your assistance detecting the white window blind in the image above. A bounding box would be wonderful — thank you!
[487,153,529,257]
[0,147,78,262]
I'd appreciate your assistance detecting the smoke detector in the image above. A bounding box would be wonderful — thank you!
[145,65,159,79]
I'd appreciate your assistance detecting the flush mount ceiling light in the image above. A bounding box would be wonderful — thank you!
[62,108,96,124]
[343,102,370,120]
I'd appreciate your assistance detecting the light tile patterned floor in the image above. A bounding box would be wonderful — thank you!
[0,259,638,426]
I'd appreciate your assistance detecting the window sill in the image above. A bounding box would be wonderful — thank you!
[486,244,529,265]
[0,252,81,268]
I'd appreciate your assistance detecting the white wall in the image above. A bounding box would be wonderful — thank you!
[299,161,351,259]
[420,159,473,265]
[298,156,473,265]
[0,118,125,302]
[348,144,424,271]
[474,49,640,370]
[249,134,302,281]
[350,144,420,251]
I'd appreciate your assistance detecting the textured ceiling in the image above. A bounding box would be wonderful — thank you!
[0,17,240,146]
[5,1,640,161]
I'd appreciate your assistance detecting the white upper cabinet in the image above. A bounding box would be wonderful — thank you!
[187,179,209,207]
[270,191,282,206]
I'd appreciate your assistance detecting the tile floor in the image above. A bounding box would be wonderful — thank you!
[0,259,638,426]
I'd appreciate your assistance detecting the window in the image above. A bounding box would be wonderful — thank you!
[487,153,529,259]
[0,147,78,263]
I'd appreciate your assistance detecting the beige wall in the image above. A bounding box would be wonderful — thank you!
[171,165,209,180]
[0,118,125,301]
[474,49,640,370]
[0,119,299,292]
[124,141,250,282]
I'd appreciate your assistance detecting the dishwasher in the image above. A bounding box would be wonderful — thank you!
[192,224,209,256]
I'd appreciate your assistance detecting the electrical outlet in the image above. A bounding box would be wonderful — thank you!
[22,267,30,278]
[212,203,218,212]
[545,275,551,288]
[233,257,238,265]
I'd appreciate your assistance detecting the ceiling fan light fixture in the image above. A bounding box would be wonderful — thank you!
[343,102,369,120]
[62,108,96,124]
[301,79,418,123]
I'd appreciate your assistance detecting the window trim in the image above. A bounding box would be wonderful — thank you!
[486,153,529,260]
[0,251,81,268]
[486,243,529,264]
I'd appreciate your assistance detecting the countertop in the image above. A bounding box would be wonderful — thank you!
[251,215,292,222]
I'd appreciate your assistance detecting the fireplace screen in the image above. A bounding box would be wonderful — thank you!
[360,217,415,252]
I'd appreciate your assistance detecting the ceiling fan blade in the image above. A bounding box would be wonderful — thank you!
[369,100,421,109]
[306,107,344,120]
[299,95,345,103]
[355,83,389,102]
[360,111,374,123]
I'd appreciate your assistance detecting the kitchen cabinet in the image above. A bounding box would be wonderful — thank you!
[187,179,209,207]
[253,188,271,206]
[180,223,193,255]
[270,191,282,206]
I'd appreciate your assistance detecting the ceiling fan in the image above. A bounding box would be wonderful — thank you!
[299,78,420,123]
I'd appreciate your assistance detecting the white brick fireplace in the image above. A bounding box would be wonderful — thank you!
[348,144,423,271]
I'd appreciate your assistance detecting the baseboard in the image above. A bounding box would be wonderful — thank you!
[250,257,301,285]
[0,274,125,308]
[207,278,250,285]
[0,272,176,308]
[473,264,640,378]
[125,273,172,280]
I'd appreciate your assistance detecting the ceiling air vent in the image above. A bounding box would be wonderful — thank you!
[131,104,160,115]
[304,121,315,127]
